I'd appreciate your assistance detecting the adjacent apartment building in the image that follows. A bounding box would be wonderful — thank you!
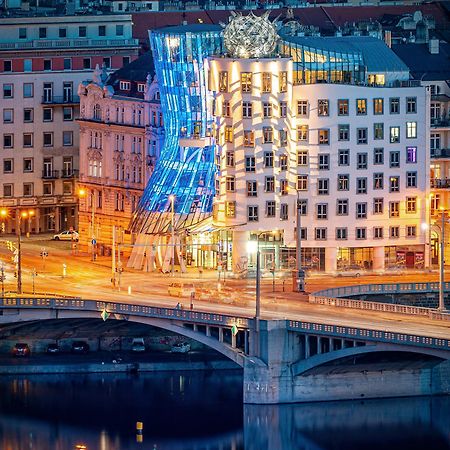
[0,14,139,234]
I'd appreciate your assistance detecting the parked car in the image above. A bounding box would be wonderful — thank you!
[53,230,79,241]
[131,338,146,353]
[171,342,191,353]
[335,265,366,278]
[12,343,30,357]
[168,282,195,298]
[71,341,90,354]
[47,343,60,354]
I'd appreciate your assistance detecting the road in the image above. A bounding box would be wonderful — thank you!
[0,234,449,340]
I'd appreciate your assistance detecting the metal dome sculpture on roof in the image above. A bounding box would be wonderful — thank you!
[222,11,279,58]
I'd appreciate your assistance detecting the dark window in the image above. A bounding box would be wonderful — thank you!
[99,25,106,36]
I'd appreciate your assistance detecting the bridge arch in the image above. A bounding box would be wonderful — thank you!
[292,343,448,377]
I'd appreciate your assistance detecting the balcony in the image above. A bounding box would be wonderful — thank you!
[431,178,450,189]
[41,95,80,105]
[61,169,79,179]
[0,38,139,51]
[431,148,450,158]
[431,118,450,128]
[42,170,59,179]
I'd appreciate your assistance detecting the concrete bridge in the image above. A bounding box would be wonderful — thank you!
[1,296,449,404]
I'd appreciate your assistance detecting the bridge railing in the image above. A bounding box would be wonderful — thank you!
[287,320,450,351]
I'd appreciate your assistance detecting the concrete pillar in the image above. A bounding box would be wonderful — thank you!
[232,230,249,273]
[329,337,333,352]
[218,327,223,343]
[325,247,337,273]
[317,336,322,354]
[55,206,60,232]
[373,246,385,271]
[244,330,248,354]
[305,334,310,359]
[231,331,237,349]
[193,324,198,332]
[206,326,211,337]
[341,338,345,349]
[34,208,41,234]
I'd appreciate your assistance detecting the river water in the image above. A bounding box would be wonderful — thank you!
[0,371,449,450]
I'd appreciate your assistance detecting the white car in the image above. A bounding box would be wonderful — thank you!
[53,230,79,241]
[171,342,191,353]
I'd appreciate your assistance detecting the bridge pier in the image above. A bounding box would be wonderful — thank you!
[243,320,450,404]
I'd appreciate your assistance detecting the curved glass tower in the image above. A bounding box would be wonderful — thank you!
[130,25,223,235]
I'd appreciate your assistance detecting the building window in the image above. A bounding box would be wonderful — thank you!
[338,124,350,141]
[279,101,287,118]
[23,59,31,72]
[43,59,51,71]
[336,228,347,240]
[242,102,252,119]
[431,133,441,152]
[297,150,308,166]
[265,176,275,192]
[374,123,384,140]
[43,132,53,147]
[63,131,73,146]
[390,98,400,114]
[389,202,400,217]
[243,130,254,147]
[373,98,384,115]
[241,72,252,93]
[338,149,349,166]
[225,201,236,218]
[23,83,33,98]
[317,178,329,195]
[406,97,417,114]
[63,58,72,70]
[297,100,308,116]
[218,71,228,92]
[3,84,13,98]
[116,24,124,36]
[318,154,330,170]
[280,154,288,171]
[280,179,288,195]
[245,156,255,172]
[39,27,47,38]
[23,158,33,172]
[19,28,27,39]
[373,227,383,239]
[406,225,417,237]
[373,173,384,190]
[356,99,367,115]
[3,184,13,198]
[266,201,276,217]
[3,108,13,123]
[263,127,273,143]
[226,151,234,167]
[279,71,288,93]
[356,202,367,219]
[23,133,33,147]
[224,126,233,143]
[356,177,367,194]
[357,128,368,145]
[23,183,33,197]
[226,176,235,192]
[119,81,131,90]
[318,99,329,116]
[24,108,33,123]
[406,197,417,213]
[264,151,274,168]
[390,226,400,238]
[3,159,13,173]
[79,26,87,37]
[98,25,106,36]
[316,203,328,219]
[280,203,288,220]
[357,153,367,169]
[373,198,384,214]
[297,199,308,215]
[43,108,53,122]
[297,175,308,191]
[338,174,349,191]
[336,199,348,216]
[406,171,417,188]
[248,205,259,222]
[262,102,272,119]
[315,228,327,240]
[338,99,349,116]
[389,151,400,168]
[261,72,271,93]
[3,134,13,148]
[318,129,329,145]
[373,148,384,165]
[63,107,73,121]
[406,146,417,163]
[247,181,257,197]
[83,58,91,69]
[356,227,367,240]
[297,125,308,141]
[406,122,417,139]
[222,100,230,117]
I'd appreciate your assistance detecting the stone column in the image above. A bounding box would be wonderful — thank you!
[325,247,337,273]
[373,246,385,271]
[55,206,61,232]
[232,230,249,274]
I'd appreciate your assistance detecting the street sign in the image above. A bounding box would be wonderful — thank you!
[92,239,97,245]
[231,324,238,336]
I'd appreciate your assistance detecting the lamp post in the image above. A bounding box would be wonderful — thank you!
[78,188,96,261]
[439,210,446,311]
[17,209,35,295]
[294,191,305,292]
[0,208,7,233]
[169,195,175,277]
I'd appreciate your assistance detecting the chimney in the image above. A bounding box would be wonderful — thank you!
[384,30,392,48]
[429,38,439,54]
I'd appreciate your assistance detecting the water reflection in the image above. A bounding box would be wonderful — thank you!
[0,371,449,450]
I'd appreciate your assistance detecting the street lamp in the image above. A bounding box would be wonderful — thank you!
[294,190,305,292]
[17,209,35,295]
[0,208,7,233]
[78,188,96,261]
[169,195,175,277]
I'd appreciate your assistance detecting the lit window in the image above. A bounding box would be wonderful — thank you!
[373,98,383,115]
[243,130,254,147]
[318,99,329,116]
[241,72,252,93]
[219,71,228,92]
[297,125,308,141]
[318,129,329,145]
[356,99,367,115]
[406,197,417,213]
[261,72,271,93]
[390,126,400,143]
[279,71,288,93]
[406,146,417,163]
[297,100,308,116]
[406,122,417,139]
